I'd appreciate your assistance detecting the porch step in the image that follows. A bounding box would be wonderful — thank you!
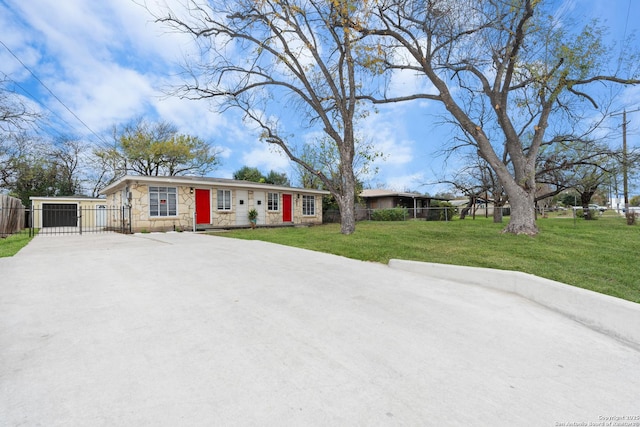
[195,223,297,232]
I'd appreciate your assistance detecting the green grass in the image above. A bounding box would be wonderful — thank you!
[213,216,640,303]
[0,231,36,258]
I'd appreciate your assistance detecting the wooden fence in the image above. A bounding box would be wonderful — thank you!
[0,194,25,238]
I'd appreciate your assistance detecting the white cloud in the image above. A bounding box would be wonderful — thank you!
[362,108,416,166]
[241,143,291,172]
[387,68,437,99]
[152,95,227,139]
[2,0,637,192]
[620,85,640,110]
[49,65,156,133]
[383,173,426,192]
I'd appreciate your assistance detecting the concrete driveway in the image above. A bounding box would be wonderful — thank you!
[1,232,639,426]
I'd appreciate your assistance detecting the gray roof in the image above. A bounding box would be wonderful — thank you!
[100,175,330,195]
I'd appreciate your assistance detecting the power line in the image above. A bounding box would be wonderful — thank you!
[2,72,79,138]
[0,39,108,144]
[621,0,632,43]
[616,0,633,74]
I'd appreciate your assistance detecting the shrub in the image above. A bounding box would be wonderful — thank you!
[574,208,598,220]
[371,207,408,221]
[427,201,456,221]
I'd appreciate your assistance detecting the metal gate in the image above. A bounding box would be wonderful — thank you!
[28,206,132,236]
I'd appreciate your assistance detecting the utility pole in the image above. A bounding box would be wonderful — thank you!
[623,110,629,223]
[612,108,640,225]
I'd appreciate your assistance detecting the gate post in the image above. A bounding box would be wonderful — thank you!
[30,202,34,237]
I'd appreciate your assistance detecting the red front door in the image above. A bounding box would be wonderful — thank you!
[282,194,292,222]
[195,189,210,224]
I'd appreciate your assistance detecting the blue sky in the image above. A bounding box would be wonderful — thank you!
[1,0,639,194]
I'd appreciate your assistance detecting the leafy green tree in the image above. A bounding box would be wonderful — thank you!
[94,119,220,180]
[559,192,579,207]
[574,169,609,220]
[233,166,265,183]
[264,170,290,186]
[120,119,218,176]
[9,156,58,206]
[233,166,291,186]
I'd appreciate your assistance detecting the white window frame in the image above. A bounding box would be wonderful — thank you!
[267,192,279,211]
[217,189,232,211]
[302,195,315,216]
[149,186,178,217]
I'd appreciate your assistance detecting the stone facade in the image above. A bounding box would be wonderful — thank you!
[101,176,328,233]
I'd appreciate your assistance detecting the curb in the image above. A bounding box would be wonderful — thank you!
[388,259,640,349]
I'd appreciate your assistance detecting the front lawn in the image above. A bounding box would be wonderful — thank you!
[0,231,36,258]
[213,216,640,303]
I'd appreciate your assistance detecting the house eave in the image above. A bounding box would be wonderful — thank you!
[29,196,106,202]
[99,175,330,196]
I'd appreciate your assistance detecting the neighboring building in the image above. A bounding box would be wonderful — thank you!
[30,196,108,229]
[99,175,329,232]
[359,189,445,219]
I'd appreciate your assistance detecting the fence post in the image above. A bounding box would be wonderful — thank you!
[128,205,132,234]
[79,206,83,235]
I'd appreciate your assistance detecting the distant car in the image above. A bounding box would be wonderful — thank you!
[588,204,607,213]
[572,204,606,213]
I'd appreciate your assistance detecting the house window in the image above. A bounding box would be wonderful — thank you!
[149,186,177,217]
[268,192,279,211]
[217,189,232,210]
[302,195,315,216]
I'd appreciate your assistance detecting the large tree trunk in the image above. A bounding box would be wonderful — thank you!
[492,189,505,223]
[501,185,538,235]
[580,191,596,220]
[493,202,503,223]
[337,196,356,235]
[335,160,357,235]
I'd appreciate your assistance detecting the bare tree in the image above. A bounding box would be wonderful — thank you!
[48,137,84,196]
[150,0,373,234]
[358,0,640,234]
[0,77,39,133]
[0,133,33,189]
[443,154,506,222]
[534,138,619,211]
[2,133,87,199]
